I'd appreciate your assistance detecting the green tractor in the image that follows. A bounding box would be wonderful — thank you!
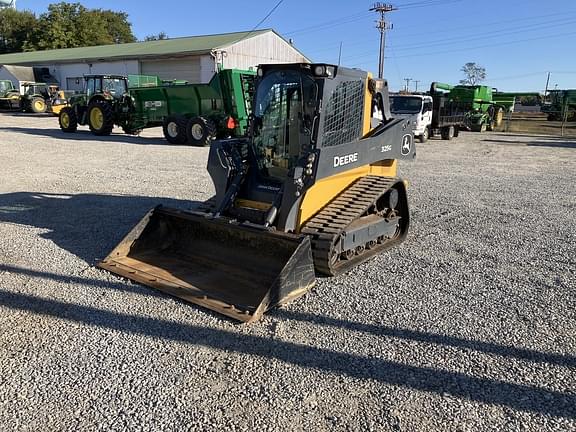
[0,80,20,109]
[19,82,57,113]
[59,70,255,145]
[59,75,128,135]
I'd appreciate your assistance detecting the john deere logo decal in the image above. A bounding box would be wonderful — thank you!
[401,134,412,156]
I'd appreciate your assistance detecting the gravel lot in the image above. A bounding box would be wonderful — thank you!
[0,112,575,431]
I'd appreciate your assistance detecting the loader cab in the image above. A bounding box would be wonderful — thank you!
[251,65,320,182]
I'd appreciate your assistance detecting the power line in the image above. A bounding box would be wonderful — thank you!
[396,0,462,9]
[391,30,576,59]
[390,16,576,51]
[283,12,371,36]
[234,0,286,44]
[301,9,576,56]
[339,17,576,62]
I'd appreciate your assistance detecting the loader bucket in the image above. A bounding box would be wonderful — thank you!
[98,206,316,322]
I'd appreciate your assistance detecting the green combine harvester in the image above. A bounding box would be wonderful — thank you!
[59,69,256,145]
[429,83,541,132]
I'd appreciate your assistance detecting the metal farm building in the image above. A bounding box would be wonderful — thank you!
[0,29,309,90]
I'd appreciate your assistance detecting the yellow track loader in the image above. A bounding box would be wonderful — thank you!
[99,63,416,322]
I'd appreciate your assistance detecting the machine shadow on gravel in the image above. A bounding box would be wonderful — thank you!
[0,191,200,264]
[273,309,576,368]
[0,126,168,146]
[0,287,574,421]
[482,138,576,149]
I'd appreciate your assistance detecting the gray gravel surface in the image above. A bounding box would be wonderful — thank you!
[0,112,575,431]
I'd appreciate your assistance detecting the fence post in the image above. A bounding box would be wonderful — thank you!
[561,101,568,137]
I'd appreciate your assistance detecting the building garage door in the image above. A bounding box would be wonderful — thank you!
[140,57,202,83]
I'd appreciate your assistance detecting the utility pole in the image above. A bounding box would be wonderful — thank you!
[414,80,420,92]
[404,78,412,92]
[370,3,396,79]
[338,41,343,66]
[544,71,550,102]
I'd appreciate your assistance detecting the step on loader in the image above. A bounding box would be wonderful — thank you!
[99,63,416,322]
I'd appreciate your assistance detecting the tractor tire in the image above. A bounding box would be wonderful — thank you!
[31,97,47,114]
[419,127,429,143]
[163,115,188,144]
[441,125,454,140]
[186,116,217,146]
[59,107,78,133]
[87,100,114,136]
[494,107,504,127]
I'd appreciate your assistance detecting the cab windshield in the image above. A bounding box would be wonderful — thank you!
[103,78,127,98]
[0,81,13,93]
[252,70,318,180]
[390,96,423,114]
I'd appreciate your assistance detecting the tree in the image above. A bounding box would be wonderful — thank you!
[96,9,137,44]
[0,2,137,52]
[459,62,486,85]
[0,8,38,54]
[144,32,169,42]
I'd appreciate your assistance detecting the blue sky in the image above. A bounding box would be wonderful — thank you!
[22,0,576,92]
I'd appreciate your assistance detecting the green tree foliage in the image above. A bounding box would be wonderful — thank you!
[144,32,169,42]
[0,8,38,54]
[459,62,487,86]
[0,2,136,54]
[93,9,136,44]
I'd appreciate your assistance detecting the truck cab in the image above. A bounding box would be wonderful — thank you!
[389,94,433,142]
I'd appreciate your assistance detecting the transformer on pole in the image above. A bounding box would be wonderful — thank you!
[369,3,396,79]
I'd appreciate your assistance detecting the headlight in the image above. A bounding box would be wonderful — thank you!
[314,65,326,76]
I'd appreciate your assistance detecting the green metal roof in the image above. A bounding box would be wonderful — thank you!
[0,29,286,65]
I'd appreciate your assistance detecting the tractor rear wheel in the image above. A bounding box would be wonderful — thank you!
[87,100,114,136]
[163,115,188,144]
[59,107,78,133]
[186,116,216,146]
[31,97,47,113]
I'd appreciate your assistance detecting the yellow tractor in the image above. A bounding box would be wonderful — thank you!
[99,63,416,322]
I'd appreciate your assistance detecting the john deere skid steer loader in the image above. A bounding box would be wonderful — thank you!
[99,63,416,322]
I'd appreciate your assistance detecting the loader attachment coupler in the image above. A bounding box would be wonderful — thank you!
[98,206,315,322]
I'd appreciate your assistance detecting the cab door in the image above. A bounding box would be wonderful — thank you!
[422,98,433,127]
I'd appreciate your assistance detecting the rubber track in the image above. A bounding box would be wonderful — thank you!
[301,175,401,276]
